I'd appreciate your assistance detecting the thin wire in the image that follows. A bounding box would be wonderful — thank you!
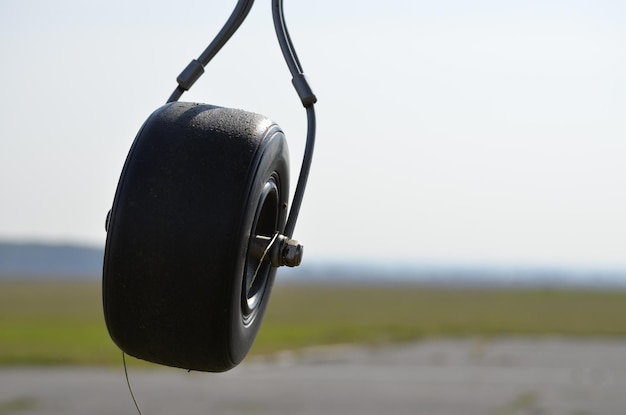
[249,231,281,288]
[123,352,144,415]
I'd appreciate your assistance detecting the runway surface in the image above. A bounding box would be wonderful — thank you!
[1,337,626,415]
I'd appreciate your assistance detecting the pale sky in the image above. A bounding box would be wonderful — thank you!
[1,0,625,269]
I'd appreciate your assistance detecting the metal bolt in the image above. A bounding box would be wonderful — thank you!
[250,234,304,268]
[280,238,303,267]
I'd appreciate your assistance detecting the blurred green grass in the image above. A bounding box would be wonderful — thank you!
[1,281,626,366]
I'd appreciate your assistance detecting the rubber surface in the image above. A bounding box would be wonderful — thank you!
[103,102,289,372]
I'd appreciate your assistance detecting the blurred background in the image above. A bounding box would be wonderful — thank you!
[1,1,626,414]
[1,0,625,271]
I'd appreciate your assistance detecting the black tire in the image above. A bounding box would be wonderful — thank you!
[103,102,289,372]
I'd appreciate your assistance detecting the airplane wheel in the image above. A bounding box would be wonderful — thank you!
[103,102,289,372]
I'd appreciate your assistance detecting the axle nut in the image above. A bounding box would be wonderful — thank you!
[281,239,303,267]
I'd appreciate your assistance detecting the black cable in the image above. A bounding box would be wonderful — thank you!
[279,6,303,74]
[272,0,302,76]
[284,105,316,238]
[197,0,255,66]
[167,0,255,103]
[272,0,317,238]
[167,86,184,104]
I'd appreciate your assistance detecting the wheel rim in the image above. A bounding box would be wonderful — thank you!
[242,175,280,326]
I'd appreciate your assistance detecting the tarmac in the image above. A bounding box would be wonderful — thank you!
[1,337,626,415]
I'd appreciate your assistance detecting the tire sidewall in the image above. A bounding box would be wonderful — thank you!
[227,128,289,365]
